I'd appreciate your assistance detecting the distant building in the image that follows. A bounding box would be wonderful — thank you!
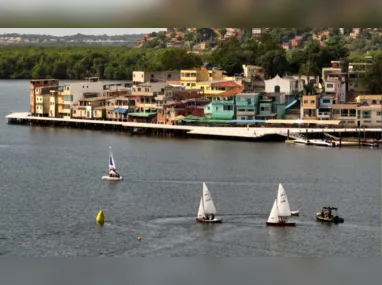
[133,71,180,85]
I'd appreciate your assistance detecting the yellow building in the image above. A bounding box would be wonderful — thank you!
[355,95,382,105]
[49,90,59,117]
[35,86,60,117]
[180,67,235,89]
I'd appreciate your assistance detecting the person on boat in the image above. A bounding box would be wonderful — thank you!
[211,214,215,220]
[328,208,332,218]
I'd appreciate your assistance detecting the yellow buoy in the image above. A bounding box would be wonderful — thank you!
[96,210,105,225]
[137,236,142,241]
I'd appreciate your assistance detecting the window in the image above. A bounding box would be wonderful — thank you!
[372,100,377,104]
[274,85,280,93]
[326,84,334,88]
[362,111,371,119]
[216,107,218,111]
[322,99,331,104]
[377,111,382,116]
[349,109,356,117]
[168,74,171,78]
[303,100,308,104]
[310,100,315,104]
[133,74,135,78]
[207,107,211,110]
[138,88,141,91]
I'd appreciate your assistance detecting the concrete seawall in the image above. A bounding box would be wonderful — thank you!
[5,112,382,142]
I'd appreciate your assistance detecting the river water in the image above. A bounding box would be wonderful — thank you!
[0,80,380,257]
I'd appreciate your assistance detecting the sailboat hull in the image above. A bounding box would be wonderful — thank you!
[102,176,123,181]
[290,210,300,216]
[196,217,223,223]
[266,222,296,227]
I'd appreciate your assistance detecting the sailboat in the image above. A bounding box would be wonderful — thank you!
[266,183,296,227]
[280,183,299,216]
[196,182,222,223]
[101,147,123,181]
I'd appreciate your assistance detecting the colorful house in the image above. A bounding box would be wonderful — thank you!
[204,99,235,120]
[235,93,260,120]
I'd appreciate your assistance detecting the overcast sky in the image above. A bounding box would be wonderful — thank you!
[0,28,166,36]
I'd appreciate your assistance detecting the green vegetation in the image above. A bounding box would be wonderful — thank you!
[0,29,381,94]
[0,46,202,80]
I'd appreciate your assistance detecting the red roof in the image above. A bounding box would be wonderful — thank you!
[211,81,242,88]
[167,80,181,85]
[212,88,244,97]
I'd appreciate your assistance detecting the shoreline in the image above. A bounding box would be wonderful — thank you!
[5,112,382,144]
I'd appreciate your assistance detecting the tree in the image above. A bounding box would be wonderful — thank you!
[219,28,227,38]
[364,54,382,94]
[184,32,195,42]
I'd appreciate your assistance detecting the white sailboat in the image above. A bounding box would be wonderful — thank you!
[278,183,300,216]
[196,182,222,223]
[101,147,123,181]
[266,183,296,226]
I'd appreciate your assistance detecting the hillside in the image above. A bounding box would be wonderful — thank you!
[0,33,143,46]
[135,28,382,54]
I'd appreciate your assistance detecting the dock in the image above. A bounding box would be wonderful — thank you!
[5,112,382,143]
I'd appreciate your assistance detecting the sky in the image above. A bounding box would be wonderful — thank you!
[0,28,166,36]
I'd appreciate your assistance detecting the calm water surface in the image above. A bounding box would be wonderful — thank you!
[0,80,380,257]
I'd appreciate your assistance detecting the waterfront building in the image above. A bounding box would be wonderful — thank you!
[35,85,60,117]
[61,77,104,118]
[71,96,108,120]
[128,82,168,123]
[30,79,59,116]
[163,98,210,124]
[300,95,319,119]
[256,92,286,120]
[105,96,135,121]
[204,99,235,120]
[301,93,382,127]
[235,93,259,120]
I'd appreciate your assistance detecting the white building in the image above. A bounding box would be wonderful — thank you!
[264,75,301,94]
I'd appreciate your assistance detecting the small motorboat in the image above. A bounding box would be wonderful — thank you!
[294,139,312,145]
[316,206,344,224]
[310,139,336,147]
[290,210,300,216]
[196,182,223,224]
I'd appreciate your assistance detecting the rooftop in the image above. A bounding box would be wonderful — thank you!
[79,96,110,102]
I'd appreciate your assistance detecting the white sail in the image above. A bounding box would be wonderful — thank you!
[202,182,216,215]
[197,197,205,218]
[277,183,291,217]
[267,200,279,223]
[108,147,116,171]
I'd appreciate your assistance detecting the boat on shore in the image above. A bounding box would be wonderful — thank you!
[196,182,222,224]
[101,147,123,181]
[266,183,296,227]
[316,206,344,224]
